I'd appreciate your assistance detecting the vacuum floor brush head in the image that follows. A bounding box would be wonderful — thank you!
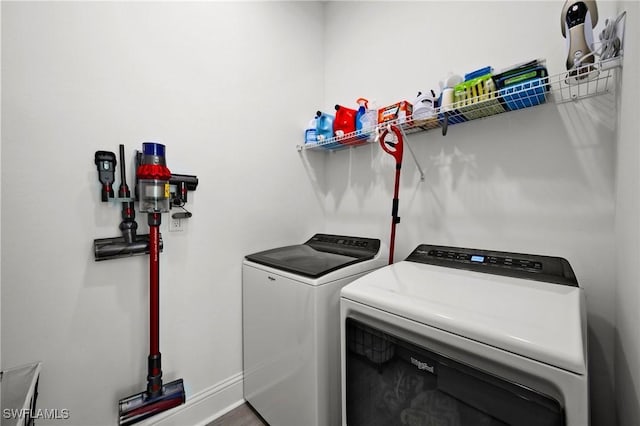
[118,379,185,426]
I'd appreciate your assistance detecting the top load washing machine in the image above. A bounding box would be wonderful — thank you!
[340,244,588,426]
[243,233,387,426]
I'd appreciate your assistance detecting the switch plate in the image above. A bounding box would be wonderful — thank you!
[169,218,183,232]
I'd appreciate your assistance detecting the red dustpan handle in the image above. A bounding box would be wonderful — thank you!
[379,124,404,165]
[379,125,404,264]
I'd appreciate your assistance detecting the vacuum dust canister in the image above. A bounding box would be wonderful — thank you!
[137,142,172,213]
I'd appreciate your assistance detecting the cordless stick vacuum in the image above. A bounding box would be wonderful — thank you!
[118,142,185,425]
[379,125,404,265]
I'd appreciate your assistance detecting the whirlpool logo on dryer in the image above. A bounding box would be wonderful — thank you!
[411,357,435,374]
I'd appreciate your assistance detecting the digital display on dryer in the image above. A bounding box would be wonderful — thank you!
[471,255,485,263]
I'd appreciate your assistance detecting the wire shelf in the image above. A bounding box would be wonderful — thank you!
[297,57,622,152]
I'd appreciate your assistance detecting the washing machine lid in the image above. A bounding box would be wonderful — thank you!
[245,234,381,279]
[341,245,586,375]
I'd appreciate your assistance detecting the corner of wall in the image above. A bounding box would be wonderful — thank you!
[320,0,327,111]
[614,1,640,425]
[319,0,330,226]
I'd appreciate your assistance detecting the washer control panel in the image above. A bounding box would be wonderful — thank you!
[306,234,381,258]
[407,244,578,287]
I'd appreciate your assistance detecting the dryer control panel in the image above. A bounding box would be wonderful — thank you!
[406,244,578,287]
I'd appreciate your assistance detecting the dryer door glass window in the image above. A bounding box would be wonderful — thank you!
[345,319,564,426]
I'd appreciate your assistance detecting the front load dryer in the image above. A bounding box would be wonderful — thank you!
[340,244,588,426]
[243,233,387,426]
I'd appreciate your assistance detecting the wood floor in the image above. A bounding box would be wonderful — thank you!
[207,403,269,426]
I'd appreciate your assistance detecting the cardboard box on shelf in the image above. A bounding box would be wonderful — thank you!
[377,101,413,125]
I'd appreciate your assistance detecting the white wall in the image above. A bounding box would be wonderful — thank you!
[1,2,324,425]
[318,1,622,425]
[0,0,3,392]
[0,0,3,393]
[614,2,640,425]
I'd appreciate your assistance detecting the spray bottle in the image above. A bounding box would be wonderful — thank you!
[355,98,368,138]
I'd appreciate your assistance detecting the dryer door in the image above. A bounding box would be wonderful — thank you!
[345,318,564,426]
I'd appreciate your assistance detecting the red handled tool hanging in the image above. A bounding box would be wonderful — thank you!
[379,125,404,265]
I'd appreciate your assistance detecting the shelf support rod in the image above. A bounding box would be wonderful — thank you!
[398,125,425,181]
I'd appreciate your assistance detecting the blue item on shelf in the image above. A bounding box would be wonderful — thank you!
[464,66,493,81]
[493,65,548,88]
[499,78,548,111]
[305,117,318,144]
[438,111,467,126]
[494,65,549,111]
[316,111,340,149]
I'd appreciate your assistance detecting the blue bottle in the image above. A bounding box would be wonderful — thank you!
[316,111,338,149]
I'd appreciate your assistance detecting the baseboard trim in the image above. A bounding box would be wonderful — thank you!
[138,372,244,426]
[195,396,245,426]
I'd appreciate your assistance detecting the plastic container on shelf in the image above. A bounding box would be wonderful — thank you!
[499,77,548,110]
[494,64,549,111]
[412,91,438,129]
[465,66,493,81]
[305,117,318,144]
[453,72,505,120]
[316,111,340,149]
[437,72,466,127]
[334,104,358,137]
[355,98,376,142]
[360,103,377,128]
